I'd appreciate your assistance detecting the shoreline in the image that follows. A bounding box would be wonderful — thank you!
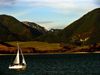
[0,51,100,55]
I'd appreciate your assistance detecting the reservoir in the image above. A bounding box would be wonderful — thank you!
[0,53,100,75]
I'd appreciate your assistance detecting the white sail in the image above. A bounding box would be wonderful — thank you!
[13,48,20,64]
[20,48,26,65]
[22,56,26,65]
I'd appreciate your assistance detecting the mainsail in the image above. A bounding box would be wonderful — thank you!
[13,47,20,64]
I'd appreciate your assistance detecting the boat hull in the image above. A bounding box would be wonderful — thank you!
[9,65,26,69]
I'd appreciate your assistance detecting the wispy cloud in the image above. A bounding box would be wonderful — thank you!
[17,0,95,2]
[15,0,98,12]
[16,0,95,6]
[94,0,100,6]
[0,0,16,5]
[0,0,16,8]
[45,24,67,30]
[1,0,99,9]
[12,9,34,17]
[37,21,55,24]
[46,2,76,8]
[51,25,67,29]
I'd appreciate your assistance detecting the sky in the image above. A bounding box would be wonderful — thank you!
[0,0,100,30]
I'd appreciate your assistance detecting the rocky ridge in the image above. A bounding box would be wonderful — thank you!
[22,21,47,34]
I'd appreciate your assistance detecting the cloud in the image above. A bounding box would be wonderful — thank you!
[17,0,95,2]
[12,8,34,17]
[46,2,76,8]
[53,4,97,16]
[51,25,66,29]
[94,0,100,6]
[1,0,99,9]
[44,24,67,30]
[0,0,16,4]
[4,0,15,2]
[16,0,98,10]
[8,0,98,12]
[37,21,55,24]
[0,0,16,8]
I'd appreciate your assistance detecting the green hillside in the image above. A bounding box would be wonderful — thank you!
[58,8,100,45]
[0,15,43,41]
[36,8,100,45]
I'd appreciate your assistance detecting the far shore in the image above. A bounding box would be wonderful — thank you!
[0,51,100,55]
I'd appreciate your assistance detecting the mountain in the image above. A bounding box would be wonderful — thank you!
[58,8,100,45]
[22,22,62,34]
[36,8,100,45]
[49,28,62,33]
[0,15,43,41]
[22,21,47,34]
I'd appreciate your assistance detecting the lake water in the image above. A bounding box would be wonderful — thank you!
[0,53,100,75]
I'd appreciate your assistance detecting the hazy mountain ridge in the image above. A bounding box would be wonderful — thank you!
[22,21,47,34]
[49,28,62,33]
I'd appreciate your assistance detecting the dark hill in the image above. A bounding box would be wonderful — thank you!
[36,8,100,45]
[58,8,100,45]
[0,15,43,41]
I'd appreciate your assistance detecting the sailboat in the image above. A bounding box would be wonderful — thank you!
[9,43,27,69]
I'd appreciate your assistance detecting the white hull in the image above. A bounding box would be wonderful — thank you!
[9,65,26,69]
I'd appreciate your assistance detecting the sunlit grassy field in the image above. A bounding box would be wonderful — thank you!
[6,41,62,51]
[69,45,89,52]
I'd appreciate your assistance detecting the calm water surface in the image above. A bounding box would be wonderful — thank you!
[0,53,100,75]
